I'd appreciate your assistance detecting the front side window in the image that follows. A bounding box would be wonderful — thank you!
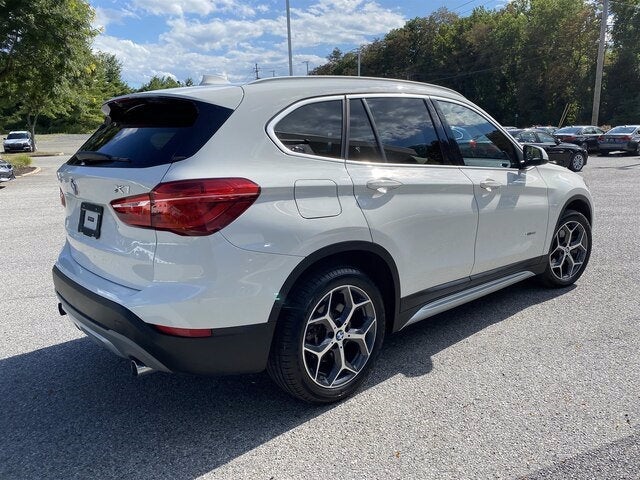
[517,131,537,143]
[365,97,445,165]
[435,100,518,168]
[274,100,342,159]
[538,132,556,143]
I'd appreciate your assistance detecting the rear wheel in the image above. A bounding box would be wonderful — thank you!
[538,210,591,288]
[569,152,585,172]
[267,267,385,403]
[599,150,610,156]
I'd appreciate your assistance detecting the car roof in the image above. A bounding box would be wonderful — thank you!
[114,76,467,106]
[8,130,29,134]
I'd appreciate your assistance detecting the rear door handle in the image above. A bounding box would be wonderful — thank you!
[366,178,403,194]
[479,179,501,192]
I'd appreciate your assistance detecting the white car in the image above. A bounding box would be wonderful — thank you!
[53,77,593,403]
[3,130,34,153]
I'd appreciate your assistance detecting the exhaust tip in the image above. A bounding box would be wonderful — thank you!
[58,303,67,316]
[130,359,155,377]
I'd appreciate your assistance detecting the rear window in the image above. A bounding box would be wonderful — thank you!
[555,127,581,134]
[607,126,636,134]
[68,97,233,168]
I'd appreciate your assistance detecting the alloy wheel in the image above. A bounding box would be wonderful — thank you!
[549,220,589,281]
[571,153,585,171]
[302,284,377,388]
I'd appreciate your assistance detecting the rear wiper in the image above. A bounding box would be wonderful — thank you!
[73,151,131,164]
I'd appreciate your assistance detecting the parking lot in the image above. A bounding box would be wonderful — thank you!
[0,137,638,479]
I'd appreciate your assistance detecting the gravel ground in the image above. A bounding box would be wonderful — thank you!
[0,142,638,479]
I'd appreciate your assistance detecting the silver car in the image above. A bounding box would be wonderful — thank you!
[3,131,35,153]
[0,158,15,182]
[598,125,640,156]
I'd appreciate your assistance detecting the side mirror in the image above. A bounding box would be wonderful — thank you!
[521,144,548,168]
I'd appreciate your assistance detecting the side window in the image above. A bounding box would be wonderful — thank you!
[348,99,383,162]
[518,131,537,143]
[365,97,445,165]
[435,100,518,168]
[538,132,556,143]
[274,100,342,159]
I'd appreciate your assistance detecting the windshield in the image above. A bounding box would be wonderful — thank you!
[7,132,29,139]
[555,127,581,134]
[607,126,636,134]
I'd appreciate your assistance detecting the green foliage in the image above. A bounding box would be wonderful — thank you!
[311,1,621,126]
[602,0,640,124]
[5,153,32,167]
[0,0,98,140]
[138,76,184,92]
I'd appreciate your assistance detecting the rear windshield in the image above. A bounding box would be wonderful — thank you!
[607,126,636,134]
[68,96,233,168]
[555,127,581,134]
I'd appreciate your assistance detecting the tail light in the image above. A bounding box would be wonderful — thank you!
[564,136,576,141]
[111,178,260,236]
[623,135,632,141]
[597,136,604,141]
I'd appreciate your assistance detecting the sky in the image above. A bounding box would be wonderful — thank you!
[90,0,504,87]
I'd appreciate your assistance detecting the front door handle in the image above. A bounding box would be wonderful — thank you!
[480,179,501,192]
[366,178,403,194]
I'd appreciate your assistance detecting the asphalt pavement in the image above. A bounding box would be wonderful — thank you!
[0,138,638,479]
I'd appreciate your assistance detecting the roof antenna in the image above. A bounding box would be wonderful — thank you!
[200,75,230,86]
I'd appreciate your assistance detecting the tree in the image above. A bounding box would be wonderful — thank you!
[137,76,183,92]
[0,0,98,143]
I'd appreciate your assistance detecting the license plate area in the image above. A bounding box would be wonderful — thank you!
[79,203,103,239]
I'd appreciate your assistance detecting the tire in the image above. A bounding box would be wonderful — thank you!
[599,150,610,156]
[267,266,386,403]
[568,152,585,172]
[537,210,591,288]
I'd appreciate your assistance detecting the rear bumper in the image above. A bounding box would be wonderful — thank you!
[599,142,637,152]
[53,266,276,375]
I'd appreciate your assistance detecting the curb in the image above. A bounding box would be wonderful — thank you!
[17,166,41,177]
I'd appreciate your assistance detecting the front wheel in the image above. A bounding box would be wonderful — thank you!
[267,267,386,403]
[569,152,585,172]
[538,210,591,288]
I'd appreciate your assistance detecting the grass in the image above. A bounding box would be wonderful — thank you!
[4,153,32,167]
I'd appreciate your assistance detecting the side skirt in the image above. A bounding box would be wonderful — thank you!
[395,256,546,331]
[400,271,535,330]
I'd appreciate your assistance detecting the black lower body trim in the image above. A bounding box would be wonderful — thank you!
[395,256,547,331]
[52,266,275,375]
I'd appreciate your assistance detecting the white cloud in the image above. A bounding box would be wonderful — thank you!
[93,0,406,86]
[93,7,138,30]
[131,0,255,17]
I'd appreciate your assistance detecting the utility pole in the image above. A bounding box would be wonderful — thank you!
[254,63,260,80]
[302,60,309,75]
[286,0,293,76]
[591,0,608,126]
[357,47,361,76]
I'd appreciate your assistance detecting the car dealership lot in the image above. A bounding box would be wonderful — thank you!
[0,148,638,479]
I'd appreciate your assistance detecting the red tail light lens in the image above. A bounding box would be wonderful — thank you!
[564,136,576,141]
[154,325,213,338]
[111,178,260,236]
[623,135,632,141]
[597,136,604,141]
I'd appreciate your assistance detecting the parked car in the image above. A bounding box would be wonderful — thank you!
[530,125,557,135]
[597,125,640,156]
[512,128,587,171]
[553,125,604,152]
[0,158,15,182]
[3,131,35,153]
[53,77,593,403]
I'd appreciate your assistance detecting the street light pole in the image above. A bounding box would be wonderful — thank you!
[286,0,293,76]
[591,0,608,126]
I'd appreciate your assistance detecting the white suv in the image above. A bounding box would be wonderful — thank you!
[53,77,593,403]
